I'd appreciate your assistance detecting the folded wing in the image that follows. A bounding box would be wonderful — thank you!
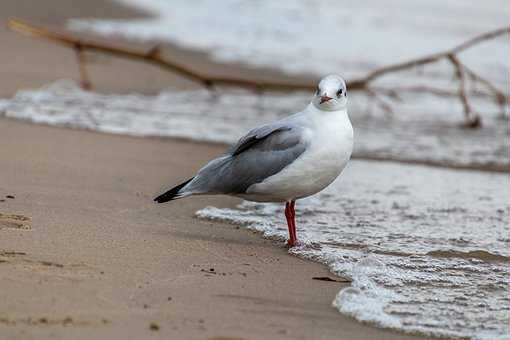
[184,122,309,195]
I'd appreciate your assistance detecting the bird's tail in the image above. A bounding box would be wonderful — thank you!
[154,177,194,203]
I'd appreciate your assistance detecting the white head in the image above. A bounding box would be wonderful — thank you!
[311,74,347,111]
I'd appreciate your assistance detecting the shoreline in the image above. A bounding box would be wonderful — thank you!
[0,116,427,340]
[6,114,510,175]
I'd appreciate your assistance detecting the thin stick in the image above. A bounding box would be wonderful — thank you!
[350,27,510,88]
[7,18,311,92]
[74,44,91,90]
[7,18,510,127]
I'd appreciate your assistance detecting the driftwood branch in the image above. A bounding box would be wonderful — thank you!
[7,18,510,127]
[74,44,92,90]
[448,54,479,127]
[7,18,311,92]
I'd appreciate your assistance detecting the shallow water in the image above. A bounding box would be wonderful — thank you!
[197,160,510,339]
[69,0,510,84]
[68,0,510,168]
[1,80,509,170]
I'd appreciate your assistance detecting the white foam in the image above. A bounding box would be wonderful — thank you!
[1,80,509,170]
[333,256,401,330]
[196,160,510,339]
[67,0,510,168]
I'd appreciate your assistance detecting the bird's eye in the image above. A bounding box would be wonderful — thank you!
[336,89,343,97]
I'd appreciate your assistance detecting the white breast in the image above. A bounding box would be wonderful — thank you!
[244,108,353,202]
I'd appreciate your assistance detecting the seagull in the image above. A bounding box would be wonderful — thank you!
[155,74,353,247]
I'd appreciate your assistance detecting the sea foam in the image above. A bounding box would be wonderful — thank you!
[1,80,509,170]
[197,160,510,339]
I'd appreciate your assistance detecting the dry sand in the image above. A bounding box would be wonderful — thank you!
[1,0,427,339]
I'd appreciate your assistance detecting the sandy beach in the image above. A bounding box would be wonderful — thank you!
[0,0,429,339]
[0,118,427,340]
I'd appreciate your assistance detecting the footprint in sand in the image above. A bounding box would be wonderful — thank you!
[0,212,31,230]
[0,250,96,280]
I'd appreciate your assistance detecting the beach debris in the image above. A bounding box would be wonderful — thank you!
[0,213,31,230]
[312,276,351,283]
[0,251,27,257]
[40,260,64,268]
[5,195,14,199]
[149,322,160,331]
[0,316,78,326]
[7,18,510,127]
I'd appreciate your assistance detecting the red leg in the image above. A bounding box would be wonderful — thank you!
[285,200,297,247]
[284,202,293,246]
[290,200,297,244]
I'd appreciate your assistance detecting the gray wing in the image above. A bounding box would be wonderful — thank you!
[228,124,292,156]
[183,122,308,195]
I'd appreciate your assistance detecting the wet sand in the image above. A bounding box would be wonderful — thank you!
[0,0,427,339]
[0,118,428,340]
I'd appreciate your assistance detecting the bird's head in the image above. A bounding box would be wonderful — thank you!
[311,74,347,111]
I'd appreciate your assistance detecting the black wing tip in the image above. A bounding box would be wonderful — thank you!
[153,195,171,203]
[153,177,194,204]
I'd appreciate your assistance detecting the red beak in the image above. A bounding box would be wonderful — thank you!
[320,95,332,104]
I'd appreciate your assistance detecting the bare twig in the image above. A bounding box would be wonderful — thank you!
[349,27,510,88]
[7,18,510,127]
[373,85,506,101]
[7,18,311,92]
[74,43,91,90]
[448,54,481,128]
[462,64,508,118]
